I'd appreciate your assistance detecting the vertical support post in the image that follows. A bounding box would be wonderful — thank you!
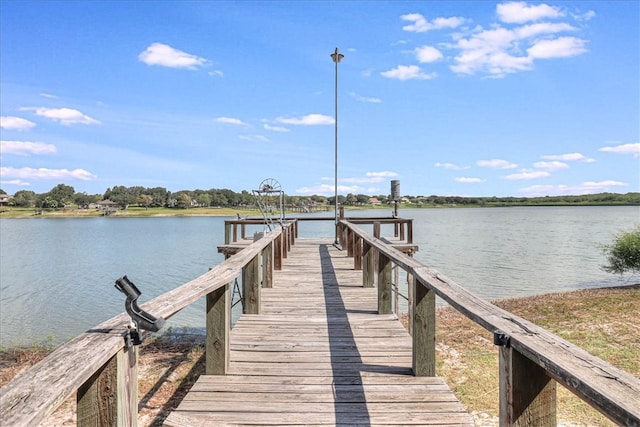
[412,277,435,376]
[224,221,231,244]
[354,235,362,270]
[206,283,230,375]
[242,255,261,314]
[232,223,238,243]
[346,228,354,257]
[77,347,138,427]
[241,223,246,240]
[373,222,381,239]
[498,338,557,426]
[274,233,283,270]
[407,220,413,244]
[399,220,405,241]
[363,242,374,287]
[283,227,289,258]
[377,251,392,314]
[262,242,273,288]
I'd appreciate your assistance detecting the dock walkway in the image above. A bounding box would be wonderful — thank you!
[165,238,473,426]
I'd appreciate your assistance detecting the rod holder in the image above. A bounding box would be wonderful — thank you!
[115,275,166,334]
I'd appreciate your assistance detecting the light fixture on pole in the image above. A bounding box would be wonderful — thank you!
[331,47,344,246]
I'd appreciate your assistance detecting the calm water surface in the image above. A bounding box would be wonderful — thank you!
[1,206,638,346]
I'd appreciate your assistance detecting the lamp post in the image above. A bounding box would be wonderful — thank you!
[331,47,344,246]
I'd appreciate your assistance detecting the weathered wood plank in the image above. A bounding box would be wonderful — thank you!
[165,238,472,426]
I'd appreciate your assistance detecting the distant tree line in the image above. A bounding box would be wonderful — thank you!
[0,185,638,210]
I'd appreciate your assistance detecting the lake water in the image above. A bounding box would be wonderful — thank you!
[1,206,638,347]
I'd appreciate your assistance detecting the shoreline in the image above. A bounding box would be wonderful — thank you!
[1,203,638,219]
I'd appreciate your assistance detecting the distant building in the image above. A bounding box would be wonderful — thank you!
[0,194,13,206]
[368,197,381,205]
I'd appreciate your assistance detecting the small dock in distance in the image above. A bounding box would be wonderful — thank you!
[165,237,471,426]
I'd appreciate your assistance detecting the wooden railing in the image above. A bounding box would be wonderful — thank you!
[338,219,640,426]
[0,222,296,426]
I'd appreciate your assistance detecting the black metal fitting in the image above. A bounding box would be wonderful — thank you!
[115,275,166,346]
[493,330,511,348]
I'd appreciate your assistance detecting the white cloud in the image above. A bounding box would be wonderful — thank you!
[477,159,518,169]
[527,36,587,59]
[455,177,485,183]
[435,162,470,170]
[0,166,96,181]
[275,114,334,125]
[263,124,289,132]
[215,117,248,126]
[366,171,398,178]
[381,65,436,80]
[0,140,57,156]
[342,171,399,184]
[349,92,382,103]
[599,143,640,158]
[138,43,209,70]
[21,107,100,125]
[497,2,564,24]
[401,13,468,32]
[415,46,444,63]
[1,116,36,130]
[541,152,595,162]
[0,179,31,186]
[533,161,569,171]
[519,180,628,196]
[39,93,58,99]
[239,134,269,143]
[504,170,551,180]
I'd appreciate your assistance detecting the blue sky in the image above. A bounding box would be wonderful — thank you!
[1,1,638,198]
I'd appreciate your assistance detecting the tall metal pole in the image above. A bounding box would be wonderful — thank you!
[331,47,344,245]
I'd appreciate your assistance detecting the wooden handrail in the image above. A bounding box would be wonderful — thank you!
[340,220,640,426]
[0,226,288,426]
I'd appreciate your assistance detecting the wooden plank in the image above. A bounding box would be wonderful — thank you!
[165,238,472,427]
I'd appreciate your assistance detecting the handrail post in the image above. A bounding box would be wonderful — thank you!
[274,233,283,270]
[354,235,362,270]
[242,254,261,314]
[346,227,354,257]
[373,221,381,239]
[497,338,557,426]
[362,241,374,287]
[412,277,435,376]
[224,221,231,244]
[407,220,413,244]
[206,283,230,374]
[77,347,138,427]
[232,223,238,243]
[262,242,273,288]
[377,251,392,314]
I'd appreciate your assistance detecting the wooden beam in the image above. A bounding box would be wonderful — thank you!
[362,242,374,288]
[377,252,392,314]
[242,255,261,314]
[262,243,273,288]
[412,277,435,376]
[206,284,230,375]
[499,341,557,426]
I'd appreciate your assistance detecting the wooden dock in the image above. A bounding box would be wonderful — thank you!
[164,238,473,426]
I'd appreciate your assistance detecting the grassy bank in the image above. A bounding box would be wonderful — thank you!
[1,285,638,426]
[0,206,262,218]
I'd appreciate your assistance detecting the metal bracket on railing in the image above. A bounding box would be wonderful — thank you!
[493,330,511,348]
[115,275,166,347]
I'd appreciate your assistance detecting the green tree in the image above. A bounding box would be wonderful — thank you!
[602,227,640,275]
[176,192,192,209]
[12,190,36,207]
[47,184,75,207]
